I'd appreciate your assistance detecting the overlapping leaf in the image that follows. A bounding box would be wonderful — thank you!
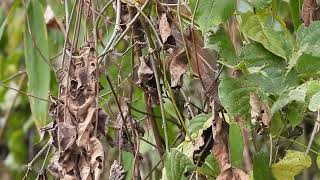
[24,0,50,131]
[240,13,294,60]
[271,150,311,180]
[190,0,236,33]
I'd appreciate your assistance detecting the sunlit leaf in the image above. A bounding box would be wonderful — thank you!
[309,91,320,112]
[190,0,236,33]
[296,21,320,57]
[187,113,212,135]
[24,0,50,132]
[249,0,272,9]
[240,13,294,60]
[271,150,311,180]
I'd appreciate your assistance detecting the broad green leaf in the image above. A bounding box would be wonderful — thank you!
[206,29,239,67]
[297,54,320,76]
[240,13,294,60]
[187,113,212,135]
[317,156,320,170]
[164,149,196,180]
[0,0,19,41]
[240,43,298,94]
[309,92,320,112]
[180,113,212,157]
[271,112,284,137]
[24,0,50,131]
[271,80,320,114]
[271,150,311,180]
[229,123,244,167]
[248,0,272,9]
[190,0,236,33]
[287,102,305,127]
[218,77,258,118]
[296,21,320,57]
[197,154,220,179]
[253,153,275,180]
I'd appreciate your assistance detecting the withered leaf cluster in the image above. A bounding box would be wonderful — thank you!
[46,43,108,180]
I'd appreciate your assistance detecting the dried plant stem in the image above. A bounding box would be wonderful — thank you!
[22,140,52,180]
[98,0,150,63]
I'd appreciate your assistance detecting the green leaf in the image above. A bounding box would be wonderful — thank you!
[164,149,196,180]
[271,80,320,114]
[218,77,258,118]
[190,0,236,33]
[248,0,272,9]
[197,154,220,179]
[24,0,50,131]
[287,102,305,127]
[122,151,134,180]
[253,153,275,180]
[240,13,294,60]
[271,150,311,180]
[317,156,320,170]
[229,123,244,167]
[309,91,320,112]
[240,43,298,94]
[270,112,284,137]
[187,113,212,135]
[296,21,320,57]
[206,29,239,67]
[0,0,19,41]
[296,54,320,76]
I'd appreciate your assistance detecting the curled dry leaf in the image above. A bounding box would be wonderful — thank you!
[47,43,106,180]
[211,104,249,180]
[109,160,126,180]
[159,13,172,43]
[137,57,159,105]
[249,92,271,134]
[301,0,320,26]
[169,48,188,88]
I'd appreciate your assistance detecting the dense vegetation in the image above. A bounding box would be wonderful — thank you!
[1,0,320,179]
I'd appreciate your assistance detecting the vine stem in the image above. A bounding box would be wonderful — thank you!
[306,109,320,154]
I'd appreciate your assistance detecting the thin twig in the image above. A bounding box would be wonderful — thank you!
[0,83,51,103]
[0,71,26,84]
[306,109,320,154]
[0,74,26,141]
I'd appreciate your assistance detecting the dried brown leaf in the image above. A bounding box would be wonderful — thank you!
[169,48,188,88]
[76,107,95,148]
[58,123,77,151]
[216,167,249,180]
[249,92,271,133]
[109,160,126,180]
[89,137,105,180]
[159,13,172,43]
